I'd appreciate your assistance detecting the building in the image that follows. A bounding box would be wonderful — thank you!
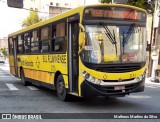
[148,0,160,78]
[42,0,86,18]
[23,0,85,18]
[23,0,101,18]
[0,37,8,49]
[23,0,42,12]
[0,37,8,55]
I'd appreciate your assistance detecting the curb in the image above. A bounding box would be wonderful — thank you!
[145,77,160,85]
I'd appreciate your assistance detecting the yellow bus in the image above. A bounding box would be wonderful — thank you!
[8,4,147,101]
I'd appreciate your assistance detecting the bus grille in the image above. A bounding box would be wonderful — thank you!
[83,62,145,73]
[91,82,141,94]
[103,78,134,82]
[96,66,140,73]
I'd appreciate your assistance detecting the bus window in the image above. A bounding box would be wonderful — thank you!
[54,21,67,52]
[9,38,13,55]
[31,30,39,53]
[17,35,24,54]
[51,26,56,52]
[24,33,31,53]
[40,27,50,53]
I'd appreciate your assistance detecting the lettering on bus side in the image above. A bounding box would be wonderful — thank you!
[21,60,33,67]
[43,55,66,63]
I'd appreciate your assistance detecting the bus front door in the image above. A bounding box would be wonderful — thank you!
[68,15,79,93]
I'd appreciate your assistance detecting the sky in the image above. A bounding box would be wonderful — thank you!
[0,0,27,38]
[0,0,99,38]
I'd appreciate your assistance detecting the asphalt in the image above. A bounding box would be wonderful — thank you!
[0,63,160,121]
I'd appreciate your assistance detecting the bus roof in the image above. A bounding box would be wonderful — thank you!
[8,4,146,37]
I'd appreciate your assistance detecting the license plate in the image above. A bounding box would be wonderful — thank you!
[114,86,125,90]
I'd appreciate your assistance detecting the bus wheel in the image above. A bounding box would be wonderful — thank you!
[20,69,28,86]
[56,75,69,101]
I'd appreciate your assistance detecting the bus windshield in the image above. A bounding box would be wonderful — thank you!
[81,23,146,64]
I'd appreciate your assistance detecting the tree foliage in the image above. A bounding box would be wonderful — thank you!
[22,11,42,27]
[99,0,155,12]
[0,48,7,56]
[127,0,155,12]
[100,0,111,3]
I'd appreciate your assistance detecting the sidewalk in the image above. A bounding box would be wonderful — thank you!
[145,77,160,85]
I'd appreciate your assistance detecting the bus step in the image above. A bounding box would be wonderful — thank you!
[68,92,79,96]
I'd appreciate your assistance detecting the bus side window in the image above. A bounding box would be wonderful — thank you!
[51,26,56,52]
[54,21,67,52]
[31,30,39,53]
[24,33,31,53]
[17,35,24,54]
[40,27,50,53]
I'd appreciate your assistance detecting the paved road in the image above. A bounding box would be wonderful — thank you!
[0,63,160,121]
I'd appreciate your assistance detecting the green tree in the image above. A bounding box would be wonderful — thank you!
[127,0,155,12]
[99,0,155,12]
[0,48,7,57]
[100,0,111,3]
[22,11,43,27]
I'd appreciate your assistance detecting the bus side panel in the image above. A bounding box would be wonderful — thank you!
[23,69,55,84]
[9,55,16,76]
[23,68,69,89]
[18,54,68,88]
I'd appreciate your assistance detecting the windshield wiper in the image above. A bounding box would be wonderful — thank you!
[122,23,135,54]
[99,22,118,56]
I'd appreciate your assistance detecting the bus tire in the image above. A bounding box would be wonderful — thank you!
[20,69,28,86]
[56,74,69,101]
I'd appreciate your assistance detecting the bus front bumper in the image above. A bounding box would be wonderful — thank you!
[81,78,145,97]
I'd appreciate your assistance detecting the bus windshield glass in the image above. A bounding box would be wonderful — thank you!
[81,23,146,64]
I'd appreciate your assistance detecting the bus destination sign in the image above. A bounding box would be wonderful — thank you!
[84,7,146,22]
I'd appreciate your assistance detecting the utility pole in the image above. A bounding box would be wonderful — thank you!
[111,0,114,3]
[149,0,160,80]
[84,0,86,5]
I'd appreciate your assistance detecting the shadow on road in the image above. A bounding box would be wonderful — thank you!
[22,82,145,110]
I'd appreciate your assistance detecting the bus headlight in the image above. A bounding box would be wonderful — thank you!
[90,77,95,82]
[136,71,146,81]
[95,79,101,84]
[82,70,101,85]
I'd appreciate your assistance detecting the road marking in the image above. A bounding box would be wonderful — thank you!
[5,83,19,90]
[0,75,14,78]
[146,86,157,88]
[146,83,160,87]
[145,84,160,88]
[0,76,12,77]
[27,86,39,90]
[128,95,151,99]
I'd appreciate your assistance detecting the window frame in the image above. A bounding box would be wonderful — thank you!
[8,17,69,55]
[39,26,51,53]
[17,34,24,54]
[51,20,67,54]
[24,32,31,53]
[30,29,39,53]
